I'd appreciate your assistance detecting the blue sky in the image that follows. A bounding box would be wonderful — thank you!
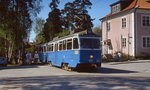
[30,0,118,42]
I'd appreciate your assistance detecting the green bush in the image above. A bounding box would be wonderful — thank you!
[102,56,114,62]
[136,53,150,59]
[120,53,135,61]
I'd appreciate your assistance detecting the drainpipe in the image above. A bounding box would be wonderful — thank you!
[101,20,103,55]
[106,17,108,55]
[121,35,123,53]
[128,33,130,59]
[134,5,139,58]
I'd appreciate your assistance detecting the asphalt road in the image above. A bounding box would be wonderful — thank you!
[0,60,150,90]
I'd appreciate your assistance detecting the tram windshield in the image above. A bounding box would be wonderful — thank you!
[80,38,100,49]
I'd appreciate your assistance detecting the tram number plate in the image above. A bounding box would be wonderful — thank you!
[74,50,79,54]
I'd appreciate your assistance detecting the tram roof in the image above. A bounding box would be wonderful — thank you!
[35,43,47,47]
[48,33,100,44]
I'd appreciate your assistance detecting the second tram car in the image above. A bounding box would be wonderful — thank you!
[35,44,47,63]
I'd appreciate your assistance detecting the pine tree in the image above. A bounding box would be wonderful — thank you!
[62,0,93,33]
[43,0,62,42]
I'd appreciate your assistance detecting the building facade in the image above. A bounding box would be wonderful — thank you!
[101,0,150,57]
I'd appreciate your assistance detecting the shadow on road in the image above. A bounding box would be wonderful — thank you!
[0,75,149,90]
[75,67,137,74]
[100,67,137,73]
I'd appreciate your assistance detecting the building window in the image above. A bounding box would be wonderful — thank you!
[122,38,126,48]
[106,22,110,31]
[111,6,115,14]
[111,4,120,14]
[116,4,120,12]
[142,16,150,27]
[143,37,150,48]
[122,18,126,28]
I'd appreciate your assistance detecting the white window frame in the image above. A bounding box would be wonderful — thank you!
[142,36,150,48]
[111,4,120,14]
[111,6,115,14]
[116,4,120,12]
[122,17,127,29]
[59,41,63,51]
[48,43,54,52]
[122,37,127,48]
[141,15,150,27]
[106,21,111,32]
[73,38,79,50]
[66,38,73,50]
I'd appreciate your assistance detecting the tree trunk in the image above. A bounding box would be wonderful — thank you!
[7,40,14,64]
[4,35,8,62]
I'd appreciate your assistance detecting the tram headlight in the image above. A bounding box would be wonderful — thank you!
[90,55,94,59]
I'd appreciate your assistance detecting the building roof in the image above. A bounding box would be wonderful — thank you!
[100,0,150,20]
[137,0,150,9]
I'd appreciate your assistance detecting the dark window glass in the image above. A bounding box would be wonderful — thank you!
[142,16,150,26]
[48,44,53,52]
[147,37,150,47]
[143,37,146,47]
[106,22,110,31]
[63,40,66,50]
[55,43,58,51]
[51,44,53,51]
[73,38,79,49]
[122,18,126,28]
[59,41,63,51]
[42,47,44,52]
[67,39,72,50]
[43,46,46,52]
[48,45,50,51]
[147,17,150,26]
[122,38,126,48]
[80,38,100,49]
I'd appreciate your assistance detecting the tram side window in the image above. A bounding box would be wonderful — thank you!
[51,44,53,51]
[45,46,47,52]
[63,40,66,50]
[59,41,63,51]
[42,47,44,52]
[48,44,53,52]
[47,46,48,51]
[73,38,79,49]
[48,45,50,51]
[55,43,58,51]
[46,46,47,51]
[40,47,43,52]
[67,39,72,50]
[43,46,46,52]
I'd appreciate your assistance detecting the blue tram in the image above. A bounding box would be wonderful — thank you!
[45,33,101,70]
